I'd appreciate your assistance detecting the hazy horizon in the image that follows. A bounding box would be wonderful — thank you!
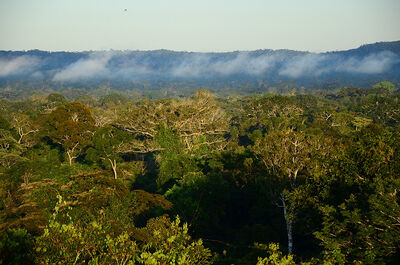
[0,40,399,54]
[1,0,399,53]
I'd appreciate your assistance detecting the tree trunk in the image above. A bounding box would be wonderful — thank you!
[66,144,78,166]
[67,151,74,166]
[109,159,118,179]
[281,194,293,254]
[17,127,24,144]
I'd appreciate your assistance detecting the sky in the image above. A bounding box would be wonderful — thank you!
[0,0,399,52]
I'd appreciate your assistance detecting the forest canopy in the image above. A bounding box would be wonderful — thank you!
[0,83,399,264]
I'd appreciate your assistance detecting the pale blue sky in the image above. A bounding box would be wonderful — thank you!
[0,0,399,52]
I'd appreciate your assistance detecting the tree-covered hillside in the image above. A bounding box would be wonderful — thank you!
[1,41,400,100]
[0,82,399,264]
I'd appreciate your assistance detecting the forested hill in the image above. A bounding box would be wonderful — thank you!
[1,41,400,97]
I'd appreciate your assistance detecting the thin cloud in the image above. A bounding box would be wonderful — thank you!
[2,49,398,82]
[279,54,329,78]
[278,51,399,78]
[171,54,212,77]
[53,52,113,81]
[0,55,40,77]
[211,52,277,75]
[336,51,399,74]
[171,52,278,77]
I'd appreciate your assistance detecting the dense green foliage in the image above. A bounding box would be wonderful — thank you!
[0,83,399,264]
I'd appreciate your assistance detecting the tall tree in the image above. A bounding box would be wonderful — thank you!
[88,126,132,179]
[251,128,321,254]
[11,114,38,147]
[38,103,95,165]
[0,129,26,169]
[115,90,228,163]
